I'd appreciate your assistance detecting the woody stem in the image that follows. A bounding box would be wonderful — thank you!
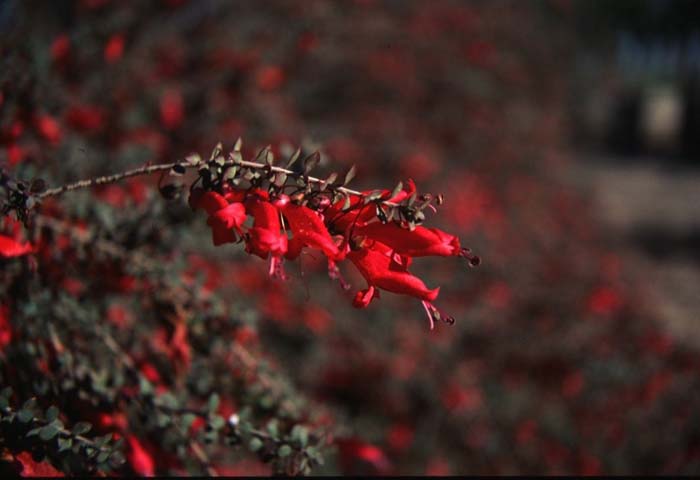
[36,156,399,207]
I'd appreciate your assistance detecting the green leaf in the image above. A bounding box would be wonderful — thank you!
[342,195,352,211]
[325,172,338,186]
[259,395,274,410]
[39,424,59,441]
[57,437,73,452]
[273,172,287,187]
[390,181,403,200]
[223,165,238,181]
[95,433,112,447]
[45,406,59,422]
[249,437,263,452]
[185,153,201,166]
[210,142,223,162]
[181,413,196,430]
[97,451,111,464]
[303,151,320,174]
[157,393,178,409]
[208,393,220,413]
[209,415,225,430]
[17,409,34,423]
[233,137,243,152]
[364,190,384,204]
[139,377,153,397]
[156,413,171,428]
[343,165,357,186]
[109,451,126,468]
[85,446,98,459]
[278,444,292,457]
[266,419,278,437]
[291,425,309,447]
[286,148,301,169]
[72,421,92,435]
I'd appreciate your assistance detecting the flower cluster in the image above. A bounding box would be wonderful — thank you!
[185,144,479,330]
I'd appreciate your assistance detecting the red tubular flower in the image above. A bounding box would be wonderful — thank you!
[190,190,246,246]
[325,179,417,234]
[0,234,34,258]
[127,435,155,477]
[353,285,380,308]
[281,203,343,260]
[347,243,439,304]
[207,203,246,246]
[356,221,479,265]
[244,197,289,278]
[0,305,12,351]
[324,194,374,233]
[34,114,62,145]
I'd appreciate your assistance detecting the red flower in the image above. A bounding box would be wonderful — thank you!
[0,304,12,351]
[50,34,71,64]
[159,88,184,130]
[347,242,439,304]
[127,435,155,477]
[104,34,125,63]
[358,222,459,256]
[255,65,285,91]
[12,451,64,477]
[324,179,417,233]
[281,203,342,261]
[190,190,246,246]
[0,234,34,258]
[6,144,25,166]
[34,114,62,145]
[336,438,391,474]
[244,197,287,259]
[355,221,480,265]
[207,203,246,246]
[65,105,105,132]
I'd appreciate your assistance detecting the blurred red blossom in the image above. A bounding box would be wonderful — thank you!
[104,34,125,63]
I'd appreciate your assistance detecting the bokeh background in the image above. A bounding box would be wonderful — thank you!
[2,0,700,475]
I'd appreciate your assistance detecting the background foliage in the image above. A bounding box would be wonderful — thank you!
[2,0,700,475]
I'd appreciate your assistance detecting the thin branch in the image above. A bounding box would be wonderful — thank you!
[36,157,399,206]
[38,163,179,199]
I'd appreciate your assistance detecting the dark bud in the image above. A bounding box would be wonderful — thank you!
[30,179,46,193]
[170,164,187,176]
[159,184,181,200]
[303,151,320,174]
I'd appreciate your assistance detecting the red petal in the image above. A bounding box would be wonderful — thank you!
[246,198,280,231]
[348,244,439,301]
[282,204,342,260]
[0,234,34,258]
[206,202,246,246]
[356,222,460,257]
[14,451,64,477]
[246,227,288,259]
[190,190,230,215]
[127,436,155,477]
[352,286,379,308]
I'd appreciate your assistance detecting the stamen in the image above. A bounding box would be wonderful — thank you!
[328,260,351,291]
[421,301,456,330]
[421,300,435,330]
[460,247,481,267]
[269,256,288,280]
